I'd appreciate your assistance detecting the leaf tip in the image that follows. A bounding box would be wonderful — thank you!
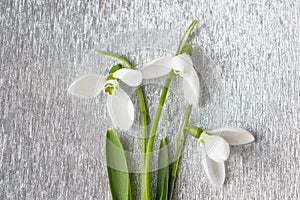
[106,128,114,137]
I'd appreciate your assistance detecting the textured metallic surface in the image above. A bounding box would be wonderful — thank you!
[1,0,299,199]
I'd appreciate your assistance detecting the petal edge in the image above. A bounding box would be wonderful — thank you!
[201,134,230,162]
[106,88,134,130]
[113,68,142,87]
[171,54,193,74]
[201,145,225,187]
[182,68,200,106]
[210,127,255,145]
[140,57,173,79]
[68,74,105,98]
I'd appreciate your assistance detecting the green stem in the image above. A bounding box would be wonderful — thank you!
[96,50,132,69]
[136,88,147,154]
[138,87,148,200]
[96,50,148,200]
[176,20,199,55]
[143,71,174,199]
[168,104,193,200]
[143,19,198,200]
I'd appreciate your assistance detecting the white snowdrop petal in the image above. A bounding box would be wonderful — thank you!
[68,74,105,98]
[210,127,255,145]
[113,68,142,87]
[105,79,119,86]
[202,134,230,162]
[171,54,193,74]
[201,145,225,187]
[182,68,200,106]
[106,88,134,130]
[140,57,173,79]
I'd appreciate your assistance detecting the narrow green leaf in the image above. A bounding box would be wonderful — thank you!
[106,128,131,200]
[156,137,169,200]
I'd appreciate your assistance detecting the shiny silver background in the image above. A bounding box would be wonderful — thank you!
[0,0,299,199]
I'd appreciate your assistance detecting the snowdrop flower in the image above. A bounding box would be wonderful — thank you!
[199,127,255,186]
[68,68,142,130]
[140,53,199,106]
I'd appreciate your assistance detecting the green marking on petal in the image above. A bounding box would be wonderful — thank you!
[205,131,212,136]
[200,138,205,144]
[174,69,185,76]
[104,83,116,96]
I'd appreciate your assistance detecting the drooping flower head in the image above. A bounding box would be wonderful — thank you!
[186,126,255,186]
[140,53,200,106]
[68,65,142,130]
[200,127,255,186]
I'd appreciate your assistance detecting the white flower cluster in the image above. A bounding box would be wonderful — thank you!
[68,53,198,130]
[68,53,254,186]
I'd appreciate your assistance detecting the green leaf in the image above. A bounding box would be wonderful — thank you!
[156,137,169,200]
[106,128,131,200]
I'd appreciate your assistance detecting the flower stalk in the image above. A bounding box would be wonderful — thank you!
[143,20,198,200]
[143,71,174,199]
[168,104,193,199]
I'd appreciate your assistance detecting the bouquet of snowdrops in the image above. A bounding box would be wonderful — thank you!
[68,20,254,200]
